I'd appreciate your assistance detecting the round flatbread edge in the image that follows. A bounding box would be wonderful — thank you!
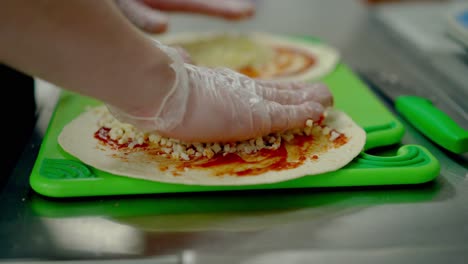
[57,106,365,186]
[155,31,340,81]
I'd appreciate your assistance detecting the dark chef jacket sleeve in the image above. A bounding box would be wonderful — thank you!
[0,64,36,182]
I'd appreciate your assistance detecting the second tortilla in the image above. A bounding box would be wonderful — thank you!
[157,31,340,81]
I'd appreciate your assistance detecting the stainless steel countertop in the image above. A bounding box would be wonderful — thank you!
[1,1,467,263]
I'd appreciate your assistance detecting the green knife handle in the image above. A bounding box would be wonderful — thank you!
[395,96,468,154]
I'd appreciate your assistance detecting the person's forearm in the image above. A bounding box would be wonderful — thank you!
[0,0,174,112]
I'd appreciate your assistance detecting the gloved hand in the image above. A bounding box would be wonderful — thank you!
[107,41,333,143]
[115,0,255,33]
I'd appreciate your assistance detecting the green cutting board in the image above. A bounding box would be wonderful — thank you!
[29,37,440,198]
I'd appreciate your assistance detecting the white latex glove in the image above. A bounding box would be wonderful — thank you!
[108,41,333,143]
[115,0,255,33]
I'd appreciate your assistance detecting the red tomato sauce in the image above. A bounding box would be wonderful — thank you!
[93,122,348,178]
[239,47,316,78]
[178,134,314,177]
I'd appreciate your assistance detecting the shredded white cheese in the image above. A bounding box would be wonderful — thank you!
[329,130,341,141]
[93,107,337,160]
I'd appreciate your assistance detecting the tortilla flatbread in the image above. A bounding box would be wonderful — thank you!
[57,106,365,186]
[156,31,340,81]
